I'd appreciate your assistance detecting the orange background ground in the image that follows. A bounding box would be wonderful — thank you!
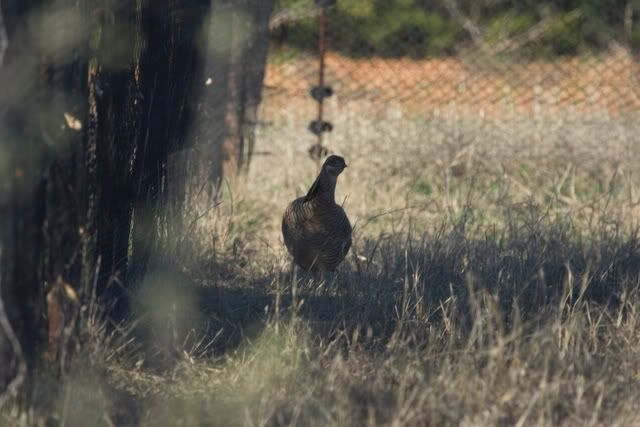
[263,51,640,116]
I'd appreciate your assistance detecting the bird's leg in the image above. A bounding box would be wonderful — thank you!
[316,270,326,295]
[326,270,339,294]
[290,260,299,305]
[317,270,338,296]
[290,258,297,284]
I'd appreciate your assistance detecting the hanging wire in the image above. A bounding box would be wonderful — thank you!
[315,7,326,171]
[308,0,335,171]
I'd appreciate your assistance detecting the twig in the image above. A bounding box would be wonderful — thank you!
[441,0,491,54]
[489,9,582,55]
[0,248,27,409]
[443,0,582,57]
[0,17,24,407]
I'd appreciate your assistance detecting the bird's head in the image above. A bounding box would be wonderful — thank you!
[322,155,348,177]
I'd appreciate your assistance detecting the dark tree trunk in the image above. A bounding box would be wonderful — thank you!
[172,0,274,227]
[0,0,274,409]
[239,0,276,173]
[0,0,86,398]
[196,0,275,180]
[0,0,215,406]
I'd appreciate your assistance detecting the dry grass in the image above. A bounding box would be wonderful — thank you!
[4,60,640,426]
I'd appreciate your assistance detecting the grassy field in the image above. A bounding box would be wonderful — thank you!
[4,58,640,426]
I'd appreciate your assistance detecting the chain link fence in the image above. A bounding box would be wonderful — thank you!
[255,1,640,180]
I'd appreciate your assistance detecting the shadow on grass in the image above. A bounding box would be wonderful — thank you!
[25,213,640,427]
[132,213,640,370]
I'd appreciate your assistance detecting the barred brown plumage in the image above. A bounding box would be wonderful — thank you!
[282,155,352,272]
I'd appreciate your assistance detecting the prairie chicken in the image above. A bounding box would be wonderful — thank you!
[282,155,352,272]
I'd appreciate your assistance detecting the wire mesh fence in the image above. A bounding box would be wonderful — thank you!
[256,1,640,178]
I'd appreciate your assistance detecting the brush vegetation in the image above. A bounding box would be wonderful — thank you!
[3,105,640,426]
[273,0,640,58]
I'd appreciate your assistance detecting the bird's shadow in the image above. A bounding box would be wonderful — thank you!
[129,260,407,368]
[130,228,640,372]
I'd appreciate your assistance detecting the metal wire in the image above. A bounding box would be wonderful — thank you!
[314,7,327,171]
[262,2,640,176]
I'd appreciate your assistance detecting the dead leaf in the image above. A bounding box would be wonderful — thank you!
[62,283,79,302]
[64,112,82,131]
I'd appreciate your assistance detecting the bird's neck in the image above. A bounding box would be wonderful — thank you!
[305,172,337,204]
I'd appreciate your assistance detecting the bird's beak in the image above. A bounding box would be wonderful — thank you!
[344,164,348,168]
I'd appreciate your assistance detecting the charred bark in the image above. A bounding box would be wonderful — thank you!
[0,0,213,404]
